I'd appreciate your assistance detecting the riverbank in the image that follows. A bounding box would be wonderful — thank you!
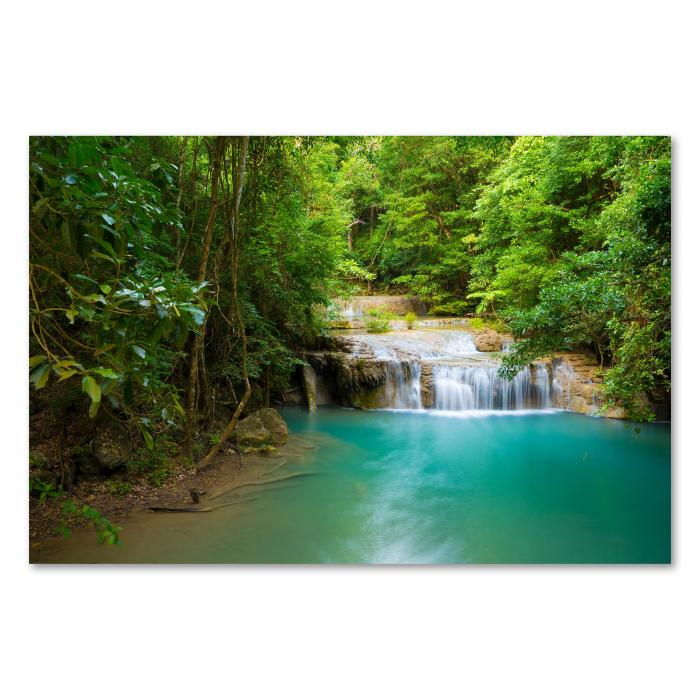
[29,433,319,562]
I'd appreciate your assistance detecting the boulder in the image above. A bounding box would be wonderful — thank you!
[90,426,131,471]
[602,405,627,419]
[473,329,505,352]
[233,408,288,452]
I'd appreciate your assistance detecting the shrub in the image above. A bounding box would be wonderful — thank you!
[127,437,175,486]
[366,318,391,333]
[404,312,417,329]
[364,306,395,333]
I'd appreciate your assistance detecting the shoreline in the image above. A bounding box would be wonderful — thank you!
[29,434,317,563]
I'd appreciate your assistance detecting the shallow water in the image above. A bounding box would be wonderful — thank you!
[37,407,671,564]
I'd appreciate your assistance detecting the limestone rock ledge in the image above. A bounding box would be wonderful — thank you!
[304,351,389,409]
[546,352,627,419]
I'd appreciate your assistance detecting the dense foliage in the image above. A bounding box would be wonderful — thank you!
[29,136,361,465]
[29,134,671,473]
[341,136,671,419]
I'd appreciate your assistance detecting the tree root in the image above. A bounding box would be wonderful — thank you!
[149,497,257,513]
[206,470,321,500]
[149,471,320,513]
[262,460,287,475]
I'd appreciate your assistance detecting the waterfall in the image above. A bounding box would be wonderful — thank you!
[384,360,423,409]
[551,359,575,408]
[432,362,551,411]
[327,325,560,412]
[533,362,551,407]
[441,333,477,354]
[340,300,360,319]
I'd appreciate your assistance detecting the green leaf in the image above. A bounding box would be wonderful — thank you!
[93,367,119,379]
[54,359,82,370]
[88,400,100,419]
[101,213,116,226]
[91,251,116,263]
[131,345,146,359]
[99,283,112,295]
[91,238,119,259]
[81,375,102,404]
[29,355,47,369]
[140,426,154,450]
[32,197,48,213]
[183,303,206,326]
[30,363,50,389]
[62,500,78,515]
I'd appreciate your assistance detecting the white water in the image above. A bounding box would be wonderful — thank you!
[552,359,575,407]
[344,329,480,359]
[337,327,555,412]
[384,360,423,409]
[432,362,551,410]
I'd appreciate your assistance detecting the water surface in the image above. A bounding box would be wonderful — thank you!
[38,407,670,564]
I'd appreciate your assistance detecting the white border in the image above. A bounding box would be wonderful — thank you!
[2,3,699,699]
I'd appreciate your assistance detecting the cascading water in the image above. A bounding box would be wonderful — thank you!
[334,326,556,412]
[533,362,551,407]
[432,362,551,411]
[384,360,423,409]
[551,359,575,408]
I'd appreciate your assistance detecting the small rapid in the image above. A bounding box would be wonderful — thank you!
[384,360,423,409]
[336,327,555,412]
[432,362,551,410]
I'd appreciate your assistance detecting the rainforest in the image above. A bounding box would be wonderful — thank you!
[28,135,671,564]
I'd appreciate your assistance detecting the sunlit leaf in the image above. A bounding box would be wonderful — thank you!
[81,375,101,404]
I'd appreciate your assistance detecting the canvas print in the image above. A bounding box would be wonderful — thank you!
[28,136,671,564]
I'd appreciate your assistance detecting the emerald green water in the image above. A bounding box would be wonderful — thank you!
[41,407,671,564]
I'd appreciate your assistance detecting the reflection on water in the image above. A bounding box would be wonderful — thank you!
[36,407,671,564]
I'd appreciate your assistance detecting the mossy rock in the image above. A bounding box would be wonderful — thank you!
[89,426,131,472]
[352,385,387,410]
[233,408,288,452]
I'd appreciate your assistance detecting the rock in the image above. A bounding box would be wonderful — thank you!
[306,351,387,407]
[568,395,590,414]
[301,364,317,412]
[280,386,305,405]
[90,426,131,472]
[420,361,434,408]
[233,408,288,452]
[473,329,507,352]
[573,381,599,404]
[603,405,627,419]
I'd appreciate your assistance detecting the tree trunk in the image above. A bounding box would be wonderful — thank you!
[182,137,225,460]
[198,136,251,470]
[174,136,188,265]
